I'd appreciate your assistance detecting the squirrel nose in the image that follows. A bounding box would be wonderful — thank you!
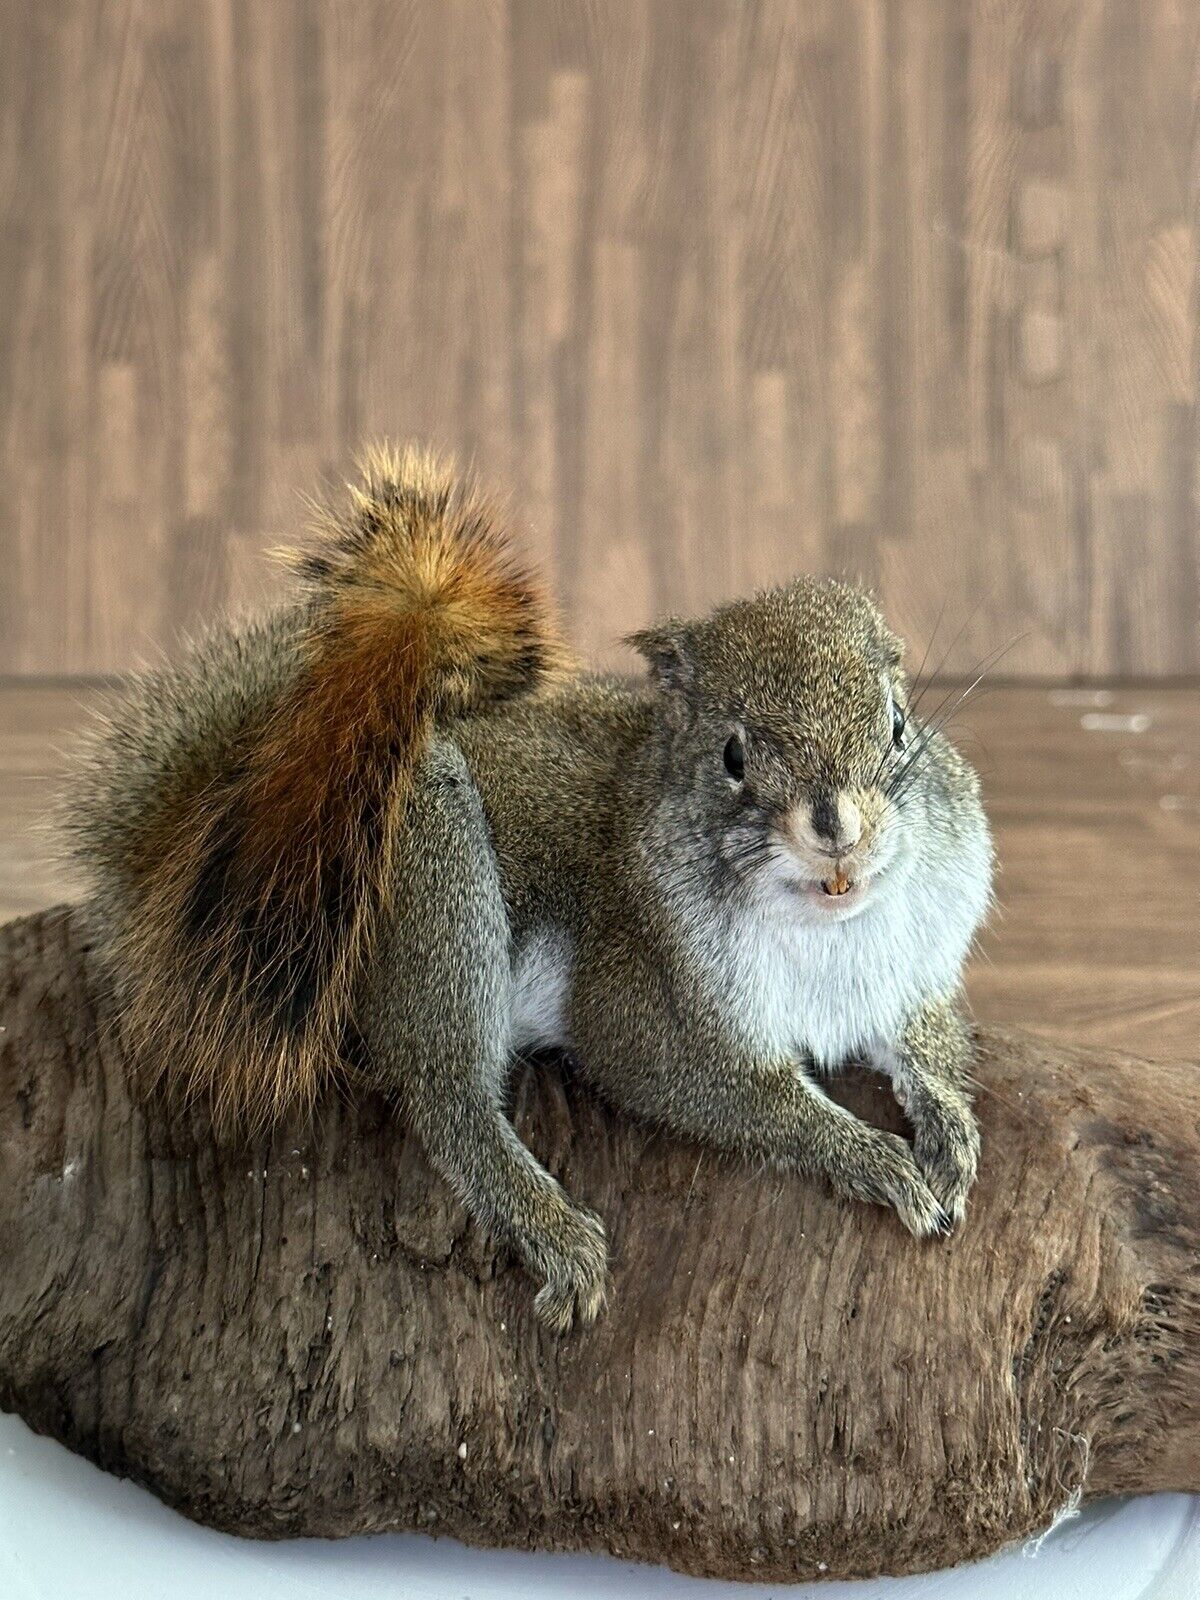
[811,791,863,853]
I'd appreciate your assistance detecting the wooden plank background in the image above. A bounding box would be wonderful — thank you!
[2,0,1198,678]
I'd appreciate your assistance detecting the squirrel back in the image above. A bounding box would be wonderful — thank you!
[64,445,567,1130]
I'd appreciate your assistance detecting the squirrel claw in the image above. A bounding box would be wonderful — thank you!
[534,1272,608,1335]
[894,1185,951,1240]
[846,1129,946,1238]
[913,1113,980,1232]
[528,1203,609,1335]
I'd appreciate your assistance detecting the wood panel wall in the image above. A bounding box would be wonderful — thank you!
[2,0,1198,678]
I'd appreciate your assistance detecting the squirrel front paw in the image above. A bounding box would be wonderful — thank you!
[837,1127,949,1239]
[912,1103,980,1227]
[523,1198,609,1335]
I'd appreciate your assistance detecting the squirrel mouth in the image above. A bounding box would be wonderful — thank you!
[787,870,870,915]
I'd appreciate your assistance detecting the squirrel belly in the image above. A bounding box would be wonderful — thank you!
[508,927,575,1054]
[62,446,570,1131]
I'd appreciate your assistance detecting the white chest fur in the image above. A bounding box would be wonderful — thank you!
[716,861,988,1068]
[507,843,989,1068]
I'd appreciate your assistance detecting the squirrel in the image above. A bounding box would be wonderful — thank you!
[64,445,994,1333]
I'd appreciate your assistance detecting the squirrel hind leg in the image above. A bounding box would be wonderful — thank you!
[358,740,609,1332]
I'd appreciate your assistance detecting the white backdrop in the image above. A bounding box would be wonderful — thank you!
[1,1414,1196,1600]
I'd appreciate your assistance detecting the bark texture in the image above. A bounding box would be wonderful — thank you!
[1,906,1197,1584]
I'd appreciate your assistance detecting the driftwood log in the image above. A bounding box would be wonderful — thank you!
[0,907,1197,1584]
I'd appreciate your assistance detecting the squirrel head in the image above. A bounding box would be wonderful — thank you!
[628,577,953,922]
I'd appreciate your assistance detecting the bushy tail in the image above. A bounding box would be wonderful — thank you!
[65,445,567,1131]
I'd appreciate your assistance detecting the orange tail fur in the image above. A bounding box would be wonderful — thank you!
[70,446,567,1131]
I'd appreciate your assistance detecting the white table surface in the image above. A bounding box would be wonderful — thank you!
[1,1413,1196,1600]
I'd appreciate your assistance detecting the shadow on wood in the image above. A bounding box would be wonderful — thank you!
[0,906,1197,1583]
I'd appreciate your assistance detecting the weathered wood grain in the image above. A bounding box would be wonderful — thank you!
[2,0,1198,676]
[0,904,1197,1582]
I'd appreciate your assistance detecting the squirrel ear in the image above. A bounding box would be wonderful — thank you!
[881,625,904,669]
[625,620,694,691]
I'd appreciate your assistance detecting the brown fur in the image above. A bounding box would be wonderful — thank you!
[81,446,568,1132]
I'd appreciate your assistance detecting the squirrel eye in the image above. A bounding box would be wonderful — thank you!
[892,699,906,748]
[723,733,746,783]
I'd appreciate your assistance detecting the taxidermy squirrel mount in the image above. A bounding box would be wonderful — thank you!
[64,446,993,1332]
